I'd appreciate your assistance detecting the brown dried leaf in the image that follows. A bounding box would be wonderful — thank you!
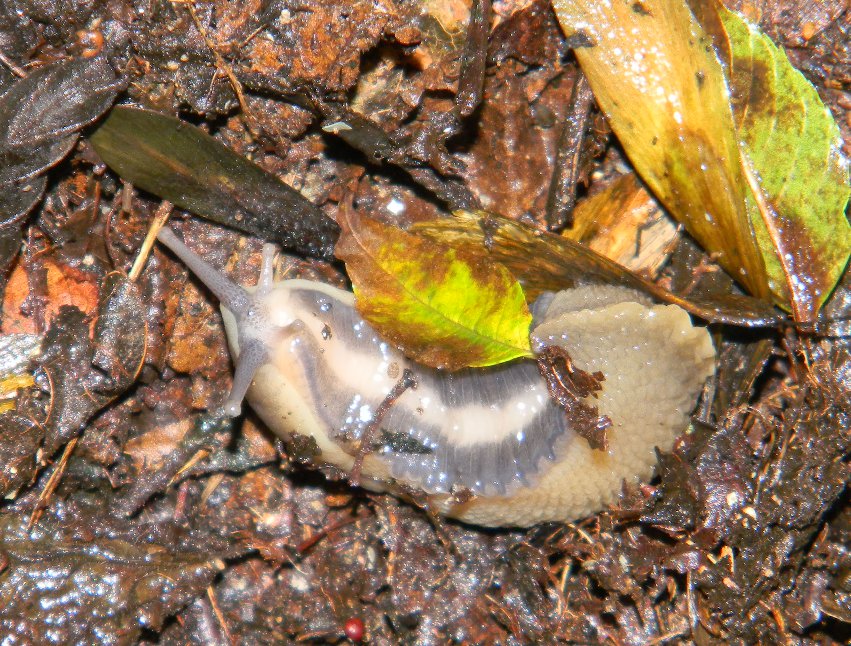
[564,173,678,278]
[552,0,770,298]
[91,272,146,396]
[413,210,783,327]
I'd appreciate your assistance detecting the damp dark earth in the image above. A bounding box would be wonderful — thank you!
[0,0,849,644]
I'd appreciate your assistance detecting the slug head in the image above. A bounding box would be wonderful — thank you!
[157,227,284,417]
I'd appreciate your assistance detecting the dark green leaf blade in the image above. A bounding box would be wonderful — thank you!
[88,106,339,259]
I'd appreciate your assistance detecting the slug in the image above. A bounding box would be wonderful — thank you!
[156,226,716,527]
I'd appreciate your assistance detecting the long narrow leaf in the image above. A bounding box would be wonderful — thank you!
[89,107,339,259]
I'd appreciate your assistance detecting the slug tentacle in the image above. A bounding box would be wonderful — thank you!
[157,227,252,317]
[222,337,268,417]
[258,243,277,295]
[158,227,282,416]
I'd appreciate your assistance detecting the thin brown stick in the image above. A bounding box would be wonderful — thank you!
[28,437,78,529]
[348,369,417,486]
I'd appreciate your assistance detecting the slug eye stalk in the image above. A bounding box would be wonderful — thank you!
[157,227,278,417]
[157,227,252,317]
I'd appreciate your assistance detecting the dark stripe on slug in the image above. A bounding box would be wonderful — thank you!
[379,363,571,496]
[285,286,577,496]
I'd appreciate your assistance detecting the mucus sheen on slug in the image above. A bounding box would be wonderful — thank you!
[157,228,716,527]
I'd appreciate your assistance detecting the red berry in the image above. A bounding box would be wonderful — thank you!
[344,617,364,642]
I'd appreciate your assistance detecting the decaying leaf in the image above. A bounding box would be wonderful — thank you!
[0,55,119,230]
[413,210,783,327]
[335,208,533,370]
[1,257,100,335]
[720,6,851,324]
[552,1,850,323]
[90,272,147,396]
[0,270,147,495]
[563,173,678,278]
[88,106,339,260]
[0,55,120,185]
[0,508,225,644]
[551,0,770,299]
[536,345,611,451]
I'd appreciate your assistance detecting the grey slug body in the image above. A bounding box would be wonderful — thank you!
[253,283,573,497]
[157,227,717,527]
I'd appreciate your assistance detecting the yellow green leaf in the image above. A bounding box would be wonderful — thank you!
[720,6,851,323]
[551,0,769,299]
[334,208,532,370]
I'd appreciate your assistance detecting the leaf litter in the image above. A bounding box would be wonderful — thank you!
[0,0,848,643]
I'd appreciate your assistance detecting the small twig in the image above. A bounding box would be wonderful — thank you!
[238,24,266,49]
[295,514,362,554]
[181,0,259,137]
[129,200,173,282]
[348,369,417,486]
[169,448,212,486]
[28,437,78,529]
[207,586,235,646]
[0,51,27,77]
[545,74,595,230]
